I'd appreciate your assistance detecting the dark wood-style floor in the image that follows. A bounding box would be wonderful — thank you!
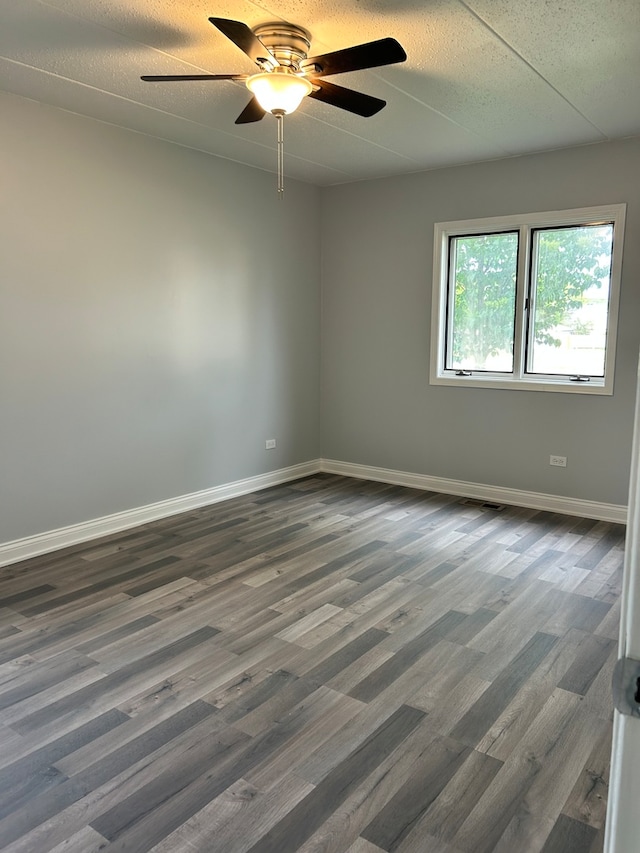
[0,474,625,853]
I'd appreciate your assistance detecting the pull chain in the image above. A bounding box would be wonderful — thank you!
[275,110,284,198]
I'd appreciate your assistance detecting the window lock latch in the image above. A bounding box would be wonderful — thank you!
[570,375,591,382]
[455,370,472,376]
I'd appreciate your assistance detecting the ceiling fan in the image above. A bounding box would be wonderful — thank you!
[142,18,407,121]
[141,18,406,193]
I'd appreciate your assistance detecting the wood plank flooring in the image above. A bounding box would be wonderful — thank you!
[0,474,625,852]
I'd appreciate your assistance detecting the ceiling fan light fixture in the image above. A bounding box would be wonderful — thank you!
[246,71,312,115]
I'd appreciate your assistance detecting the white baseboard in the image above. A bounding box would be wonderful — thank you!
[0,460,321,568]
[321,458,628,524]
[0,457,627,568]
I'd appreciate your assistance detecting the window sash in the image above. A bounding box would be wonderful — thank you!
[524,222,615,380]
[444,230,519,374]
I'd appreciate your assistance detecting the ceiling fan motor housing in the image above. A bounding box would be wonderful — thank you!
[253,22,312,70]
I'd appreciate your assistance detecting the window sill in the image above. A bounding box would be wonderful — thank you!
[430,372,612,395]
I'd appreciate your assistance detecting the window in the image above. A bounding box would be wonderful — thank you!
[430,204,626,394]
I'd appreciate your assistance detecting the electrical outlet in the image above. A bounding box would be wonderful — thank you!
[265,439,276,450]
[549,455,567,467]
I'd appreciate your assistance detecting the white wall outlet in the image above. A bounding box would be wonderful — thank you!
[550,455,567,467]
[265,439,276,450]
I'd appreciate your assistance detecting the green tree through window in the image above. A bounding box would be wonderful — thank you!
[529,225,613,376]
[449,232,518,371]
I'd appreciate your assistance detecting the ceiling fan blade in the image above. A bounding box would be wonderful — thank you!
[308,79,386,117]
[303,37,406,77]
[235,97,267,124]
[141,74,246,82]
[209,18,278,70]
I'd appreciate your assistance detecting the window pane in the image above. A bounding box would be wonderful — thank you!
[446,232,518,372]
[528,224,614,377]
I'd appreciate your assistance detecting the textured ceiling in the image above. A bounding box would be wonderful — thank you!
[1,0,638,185]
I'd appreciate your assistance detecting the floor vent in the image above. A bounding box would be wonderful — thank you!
[460,498,506,512]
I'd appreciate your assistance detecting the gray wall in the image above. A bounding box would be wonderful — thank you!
[2,91,638,547]
[0,93,321,542]
[320,139,640,506]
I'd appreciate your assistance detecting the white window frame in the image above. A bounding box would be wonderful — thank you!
[429,204,626,395]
